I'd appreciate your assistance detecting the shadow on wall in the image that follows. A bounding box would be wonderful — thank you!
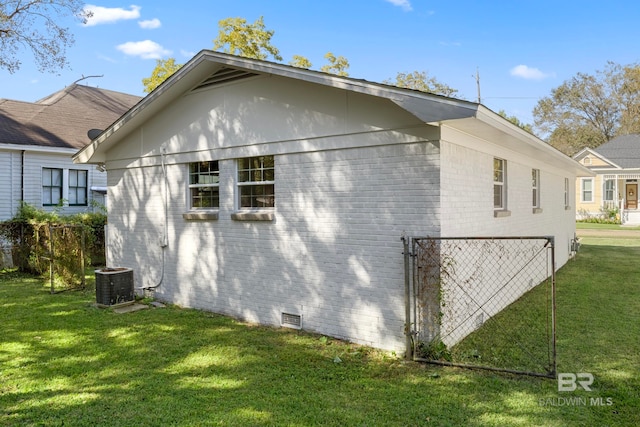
[104,82,441,350]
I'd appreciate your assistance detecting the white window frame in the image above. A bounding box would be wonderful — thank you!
[493,158,507,210]
[188,161,220,210]
[237,155,275,210]
[564,178,570,208]
[603,179,615,202]
[581,178,594,203]
[532,169,540,209]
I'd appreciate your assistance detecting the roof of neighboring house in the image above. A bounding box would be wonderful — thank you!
[0,84,141,150]
[592,134,640,169]
[73,50,591,176]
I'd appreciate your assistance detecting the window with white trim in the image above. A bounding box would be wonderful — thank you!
[189,161,220,209]
[581,178,594,202]
[493,158,506,210]
[68,170,88,206]
[564,178,570,207]
[237,156,274,209]
[604,179,615,202]
[532,169,540,208]
[42,168,63,206]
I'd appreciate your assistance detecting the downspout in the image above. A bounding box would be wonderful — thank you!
[141,146,168,291]
[20,150,25,204]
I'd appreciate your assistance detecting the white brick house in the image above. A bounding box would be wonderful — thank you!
[74,51,590,352]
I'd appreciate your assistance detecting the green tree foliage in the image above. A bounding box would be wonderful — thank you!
[320,52,349,76]
[0,0,90,73]
[142,16,356,91]
[533,61,640,155]
[213,16,282,61]
[289,55,312,69]
[497,110,533,133]
[142,58,183,93]
[384,71,458,97]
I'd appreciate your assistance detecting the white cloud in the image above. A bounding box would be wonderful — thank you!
[83,4,141,26]
[386,0,412,11]
[510,64,554,80]
[180,49,196,58]
[116,40,171,59]
[139,18,161,29]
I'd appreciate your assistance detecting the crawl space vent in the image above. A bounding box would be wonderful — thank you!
[281,312,302,329]
[192,67,258,91]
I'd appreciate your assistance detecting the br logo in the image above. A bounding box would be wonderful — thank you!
[558,373,594,392]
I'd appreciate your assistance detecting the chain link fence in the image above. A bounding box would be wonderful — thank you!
[405,236,556,378]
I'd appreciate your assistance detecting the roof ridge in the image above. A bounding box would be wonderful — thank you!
[34,85,76,105]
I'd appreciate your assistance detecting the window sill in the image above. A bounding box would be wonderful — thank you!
[182,211,219,221]
[532,208,543,214]
[565,205,572,211]
[494,210,511,218]
[231,211,275,221]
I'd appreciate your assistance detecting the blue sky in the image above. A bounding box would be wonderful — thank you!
[2,0,640,127]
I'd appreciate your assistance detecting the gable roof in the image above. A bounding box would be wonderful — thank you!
[591,134,640,169]
[73,50,591,176]
[0,84,141,150]
[572,147,621,169]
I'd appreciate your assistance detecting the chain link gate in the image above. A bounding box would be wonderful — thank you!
[403,236,556,378]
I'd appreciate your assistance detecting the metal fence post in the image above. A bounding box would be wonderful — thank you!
[402,236,413,360]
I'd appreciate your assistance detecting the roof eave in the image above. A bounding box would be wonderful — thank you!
[440,105,594,177]
[73,50,483,164]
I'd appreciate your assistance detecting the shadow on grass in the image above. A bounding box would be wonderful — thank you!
[0,259,637,426]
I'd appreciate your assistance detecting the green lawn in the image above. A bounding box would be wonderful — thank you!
[576,222,640,230]
[1,235,639,426]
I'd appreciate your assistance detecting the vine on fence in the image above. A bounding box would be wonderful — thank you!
[0,202,106,288]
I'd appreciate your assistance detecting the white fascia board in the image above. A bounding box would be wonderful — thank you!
[444,105,594,177]
[0,143,77,155]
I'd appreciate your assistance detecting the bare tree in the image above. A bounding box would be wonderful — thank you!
[0,0,90,73]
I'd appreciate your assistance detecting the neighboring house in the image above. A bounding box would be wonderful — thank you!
[573,134,640,225]
[74,51,591,352]
[0,84,141,220]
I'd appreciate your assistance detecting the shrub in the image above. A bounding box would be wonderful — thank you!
[577,207,621,225]
[0,203,107,282]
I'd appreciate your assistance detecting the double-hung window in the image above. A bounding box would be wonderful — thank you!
[42,168,63,206]
[581,178,594,203]
[604,179,615,202]
[493,158,506,210]
[68,170,88,206]
[189,161,220,209]
[564,178,570,208]
[237,156,274,209]
[532,169,540,209]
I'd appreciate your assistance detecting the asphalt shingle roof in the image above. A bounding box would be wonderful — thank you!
[0,84,141,150]
[594,134,640,169]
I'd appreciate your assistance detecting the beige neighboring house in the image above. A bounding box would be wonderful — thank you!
[0,84,141,220]
[573,134,640,225]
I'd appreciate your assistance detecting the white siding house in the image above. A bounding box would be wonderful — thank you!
[74,51,591,352]
[0,84,141,220]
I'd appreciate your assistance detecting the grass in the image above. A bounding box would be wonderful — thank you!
[1,234,639,426]
[576,222,640,230]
